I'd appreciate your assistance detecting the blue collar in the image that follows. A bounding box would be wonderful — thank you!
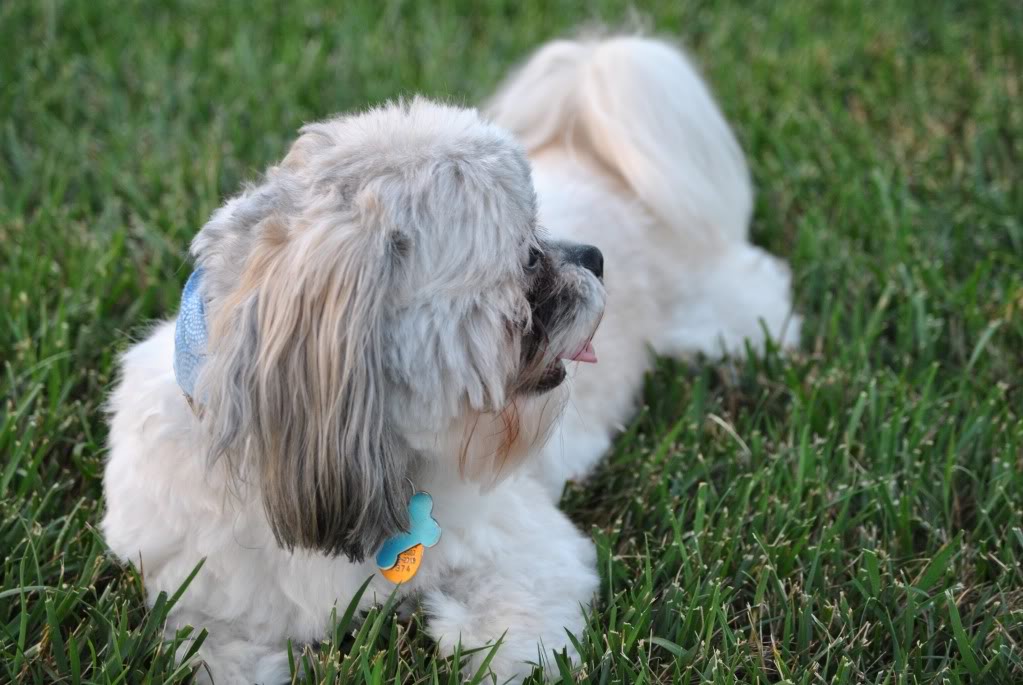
[173,269,208,400]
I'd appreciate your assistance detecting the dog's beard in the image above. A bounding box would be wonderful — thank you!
[439,248,605,482]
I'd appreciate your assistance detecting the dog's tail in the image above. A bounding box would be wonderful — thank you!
[486,34,752,246]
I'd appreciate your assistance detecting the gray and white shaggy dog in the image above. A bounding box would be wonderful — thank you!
[102,34,799,683]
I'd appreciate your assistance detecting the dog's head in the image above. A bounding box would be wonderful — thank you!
[190,99,605,560]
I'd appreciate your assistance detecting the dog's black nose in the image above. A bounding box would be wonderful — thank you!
[566,244,603,280]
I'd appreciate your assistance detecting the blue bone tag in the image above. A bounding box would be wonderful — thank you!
[375,492,442,571]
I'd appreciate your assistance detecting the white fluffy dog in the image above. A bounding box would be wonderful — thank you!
[102,35,799,684]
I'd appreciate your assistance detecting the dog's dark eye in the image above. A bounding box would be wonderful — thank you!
[525,247,542,273]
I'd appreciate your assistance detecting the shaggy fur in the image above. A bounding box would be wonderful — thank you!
[485,36,801,498]
[102,34,799,684]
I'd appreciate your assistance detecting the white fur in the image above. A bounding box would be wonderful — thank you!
[102,34,798,684]
[486,36,800,497]
[104,321,598,683]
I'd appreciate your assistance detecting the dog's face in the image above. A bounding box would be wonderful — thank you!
[190,99,605,559]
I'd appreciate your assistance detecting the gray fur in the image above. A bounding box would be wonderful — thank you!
[192,157,414,561]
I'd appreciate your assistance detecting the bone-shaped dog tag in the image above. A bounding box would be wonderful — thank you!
[376,491,441,583]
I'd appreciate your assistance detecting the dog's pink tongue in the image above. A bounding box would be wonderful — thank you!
[565,341,597,364]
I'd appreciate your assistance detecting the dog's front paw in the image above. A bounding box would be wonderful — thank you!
[423,583,586,683]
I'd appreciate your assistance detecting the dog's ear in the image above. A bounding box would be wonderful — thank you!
[193,172,412,561]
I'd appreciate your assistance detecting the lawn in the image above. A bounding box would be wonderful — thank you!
[2,0,1022,682]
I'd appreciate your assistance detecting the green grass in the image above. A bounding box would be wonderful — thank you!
[2,0,1022,682]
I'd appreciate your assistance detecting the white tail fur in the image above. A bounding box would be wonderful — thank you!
[486,35,752,246]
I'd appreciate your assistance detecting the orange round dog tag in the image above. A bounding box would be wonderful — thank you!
[380,544,424,583]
